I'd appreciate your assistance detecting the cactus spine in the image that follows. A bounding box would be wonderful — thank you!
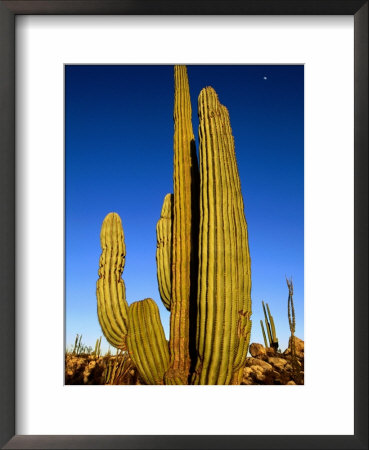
[96,66,252,384]
[261,300,278,350]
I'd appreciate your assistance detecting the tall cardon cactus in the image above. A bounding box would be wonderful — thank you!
[96,65,252,384]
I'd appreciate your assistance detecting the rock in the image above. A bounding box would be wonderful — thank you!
[267,357,288,370]
[241,339,304,385]
[241,368,254,385]
[284,336,304,357]
[246,357,273,371]
[242,358,275,384]
[249,365,267,382]
[249,343,266,358]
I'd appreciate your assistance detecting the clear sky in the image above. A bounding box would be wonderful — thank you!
[65,65,304,354]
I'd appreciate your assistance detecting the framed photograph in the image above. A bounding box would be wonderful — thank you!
[0,1,367,449]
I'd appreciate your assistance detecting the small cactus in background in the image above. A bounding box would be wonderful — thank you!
[72,334,83,355]
[286,277,299,376]
[103,350,136,385]
[261,301,278,350]
[260,320,268,348]
[287,278,295,335]
[94,337,102,357]
[96,65,252,384]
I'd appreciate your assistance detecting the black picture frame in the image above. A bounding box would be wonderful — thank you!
[0,1,367,449]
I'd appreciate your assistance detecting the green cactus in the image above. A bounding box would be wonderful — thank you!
[96,65,252,384]
[96,213,129,350]
[286,277,299,377]
[192,87,251,385]
[287,278,295,335]
[156,193,173,311]
[164,65,199,385]
[94,337,102,357]
[260,320,268,348]
[261,300,278,350]
[127,299,170,385]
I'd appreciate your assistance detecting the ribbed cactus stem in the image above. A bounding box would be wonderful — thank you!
[262,301,272,346]
[287,278,295,334]
[77,334,82,354]
[286,278,299,375]
[127,298,170,385]
[260,320,268,348]
[96,213,128,350]
[221,104,252,376]
[266,303,277,343]
[156,193,173,311]
[72,334,78,354]
[193,87,251,385]
[165,65,198,385]
[94,337,101,356]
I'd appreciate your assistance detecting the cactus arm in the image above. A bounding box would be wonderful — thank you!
[260,320,268,348]
[193,87,252,385]
[156,193,173,311]
[166,65,198,385]
[96,213,129,349]
[127,298,170,385]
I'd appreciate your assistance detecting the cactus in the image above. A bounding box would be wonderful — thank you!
[127,299,170,385]
[261,301,278,350]
[260,320,268,348]
[164,65,199,385]
[96,65,252,384]
[286,277,299,376]
[94,336,102,357]
[96,213,129,350]
[192,87,251,385]
[156,194,173,311]
[287,278,295,335]
[72,334,79,355]
[72,334,84,355]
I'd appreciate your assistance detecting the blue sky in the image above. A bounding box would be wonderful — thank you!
[65,65,304,354]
